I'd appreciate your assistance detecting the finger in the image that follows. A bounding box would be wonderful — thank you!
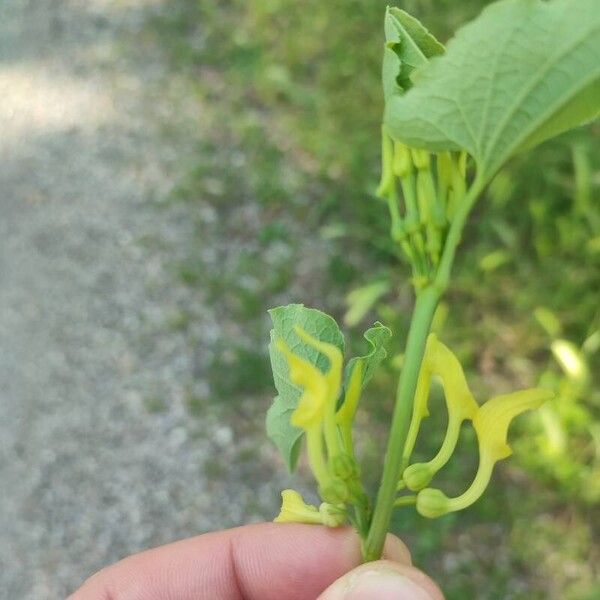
[68,523,411,600]
[318,560,444,600]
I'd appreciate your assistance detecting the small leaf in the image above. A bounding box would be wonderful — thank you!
[383,7,444,101]
[343,322,392,394]
[384,0,600,183]
[344,280,390,327]
[267,304,344,470]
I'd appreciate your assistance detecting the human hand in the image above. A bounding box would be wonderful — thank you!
[68,522,443,599]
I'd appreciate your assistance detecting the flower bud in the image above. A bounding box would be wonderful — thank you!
[416,488,450,519]
[411,148,430,171]
[319,502,346,527]
[331,453,360,480]
[393,142,413,178]
[403,463,434,491]
[347,479,369,507]
[319,477,349,504]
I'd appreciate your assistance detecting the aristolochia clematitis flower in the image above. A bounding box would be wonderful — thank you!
[274,489,346,527]
[416,388,553,518]
[274,489,323,524]
[275,338,329,430]
[403,333,479,490]
[275,327,348,499]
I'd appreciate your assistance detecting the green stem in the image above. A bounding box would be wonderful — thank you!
[436,175,485,290]
[363,176,485,561]
[363,284,440,561]
[394,495,417,507]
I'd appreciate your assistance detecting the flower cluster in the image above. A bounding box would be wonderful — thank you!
[273,326,368,530]
[377,131,467,287]
[272,326,551,527]
[399,334,553,518]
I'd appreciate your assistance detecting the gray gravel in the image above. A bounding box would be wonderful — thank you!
[0,1,293,597]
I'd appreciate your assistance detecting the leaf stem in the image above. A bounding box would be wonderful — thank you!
[363,176,485,561]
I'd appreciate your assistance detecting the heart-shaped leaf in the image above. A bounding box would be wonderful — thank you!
[267,304,345,471]
[384,0,600,183]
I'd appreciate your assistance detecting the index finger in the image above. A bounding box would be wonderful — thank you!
[68,522,411,600]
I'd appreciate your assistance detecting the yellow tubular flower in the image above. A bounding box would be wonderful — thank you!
[293,326,343,404]
[402,334,435,467]
[273,490,346,527]
[319,502,347,527]
[336,361,363,425]
[404,336,479,490]
[293,327,344,461]
[276,329,344,490]
[393,141,413,178]
[415,388,553,518]
[304,424,330,490]
[376,126,395,198]
[275,339,328,429]
[275,339,330,487]
[473,388,554,462]
[436,151,453,208]
[274,490,323,524]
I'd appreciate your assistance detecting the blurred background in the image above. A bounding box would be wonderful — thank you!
[0,0,598,598]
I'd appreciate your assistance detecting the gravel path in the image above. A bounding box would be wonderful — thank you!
[0,2,289,597]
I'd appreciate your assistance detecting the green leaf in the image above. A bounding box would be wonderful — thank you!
[267,304,345,471]
[344,280,390,328]
[384,0,600,183]
[383,7,444,101]
[266,396,303,473]
[343,323,392,394]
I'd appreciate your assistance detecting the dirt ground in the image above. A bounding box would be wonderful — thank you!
[0,1,292,596]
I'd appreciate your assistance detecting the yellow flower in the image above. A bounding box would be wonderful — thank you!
[403,334,479,490]
[402,335,435,464]
[473,388,554,462]
[276,326,342,430]
[274,489,322,524]
[337,360,362,425]
[274,489,345,527]
[294,326,343,407]
[275,339,328,429]
[275,328,345,489]
[318,502,346,527]
[415,388,553,518]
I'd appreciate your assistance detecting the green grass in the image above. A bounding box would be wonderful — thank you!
[148,1,600,597]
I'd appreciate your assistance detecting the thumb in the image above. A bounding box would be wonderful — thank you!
[318,560,444,600]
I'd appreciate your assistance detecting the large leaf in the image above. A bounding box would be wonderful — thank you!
[343,322,392,393]
[267,304,345,471]
[384,0,600,183]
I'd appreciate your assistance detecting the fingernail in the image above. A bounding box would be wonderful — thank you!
[341,568,434,600]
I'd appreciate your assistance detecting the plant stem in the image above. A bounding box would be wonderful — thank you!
[363,284,440,561]
[362,176,485,561]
